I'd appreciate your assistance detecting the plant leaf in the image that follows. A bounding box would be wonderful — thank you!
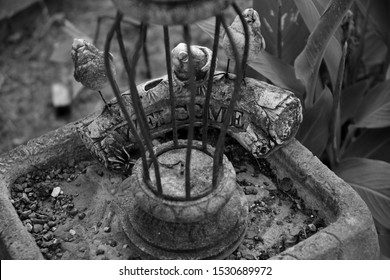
[340,79,371,124]
[357,0,390,47]
[354,80,390,128]
[253,0,309,64]
[195,18,223,44]
[362,27,388,69]
[336,158,390,228]
[294,0,354,107]
[374,219,390,258]
[296,86,333,157]
[248,54,304,96]
[342,127,390,162]
[195,18,305,95]
[294,0,342,89]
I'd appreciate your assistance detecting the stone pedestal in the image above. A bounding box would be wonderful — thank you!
[115,140,248,259]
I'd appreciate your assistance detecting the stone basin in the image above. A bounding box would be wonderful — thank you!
[0,115,379,259]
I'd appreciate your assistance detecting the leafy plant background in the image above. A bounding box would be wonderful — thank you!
[199,0,390,259]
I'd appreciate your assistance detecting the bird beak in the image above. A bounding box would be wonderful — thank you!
[72,38,85,50]
[178,51,189,62]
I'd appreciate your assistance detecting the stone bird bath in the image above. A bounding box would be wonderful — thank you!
[0,73,379,259]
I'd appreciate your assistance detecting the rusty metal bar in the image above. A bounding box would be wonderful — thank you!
[142,27,152,79]
[163,25,178,147]
[183,24,197,199]
[104,12,150,183]
[114,12,163,195]
[202,15,221,150]
[212,8,249,188]
[232,2,250,71]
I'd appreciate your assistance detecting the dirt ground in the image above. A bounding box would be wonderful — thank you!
[0,0,249,155]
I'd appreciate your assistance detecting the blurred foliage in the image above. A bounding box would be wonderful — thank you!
[198,0,390,259]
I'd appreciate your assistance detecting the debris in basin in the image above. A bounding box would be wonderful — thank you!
[78,212,86,220]
[96,245,105,256]
[308,223,317,232]
[9,134,326,260]
[51,187,61,197]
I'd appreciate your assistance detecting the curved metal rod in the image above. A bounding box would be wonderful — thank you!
[115,13,163,195]
[232,2,250,70]
[183,24,197,199]
[212,8,250,188]
[104,12,150,182]
[202,15,222,150]
[163,26,178,147]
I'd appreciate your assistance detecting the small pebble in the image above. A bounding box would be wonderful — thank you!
[21,210,32,218]
[69,208,79,217]
[28,213,37,219]
[14,184,24,192]
[48,221,56,227]
[40,248,49,254]
[51,187,61,198]
[24,187,33,193]
[79,246,87,252]
[43,233,54,241]
[25,223,33,232]
[66,203,74,210]
[103,226,111,233]
[96,246,105,255]
[78,212,86,220]
[244,186,258,195]
[108,239,117,247]
[21,193,30,203]
[244,253,256,260]
[308,223,317,232]
[33,224,43,233]
[69,229,76,236]
[253,235,263,243]
[51,238,61,248]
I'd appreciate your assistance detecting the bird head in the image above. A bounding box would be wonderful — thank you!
[71,38,103,62]
[171,43,214,84]
[171,43,189,70]
[242,8,260,27]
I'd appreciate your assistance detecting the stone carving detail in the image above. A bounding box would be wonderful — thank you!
[77,70,302,174]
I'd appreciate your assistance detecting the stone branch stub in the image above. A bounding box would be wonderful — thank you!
[77,73,302,174]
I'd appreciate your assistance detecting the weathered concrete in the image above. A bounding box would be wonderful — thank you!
[267,139,379,259]
[115,140,248,259]
[0,122,379,259]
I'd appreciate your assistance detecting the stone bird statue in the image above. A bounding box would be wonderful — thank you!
[171,43,214,89]
[222,8,265,78]
[71,38,116,110]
